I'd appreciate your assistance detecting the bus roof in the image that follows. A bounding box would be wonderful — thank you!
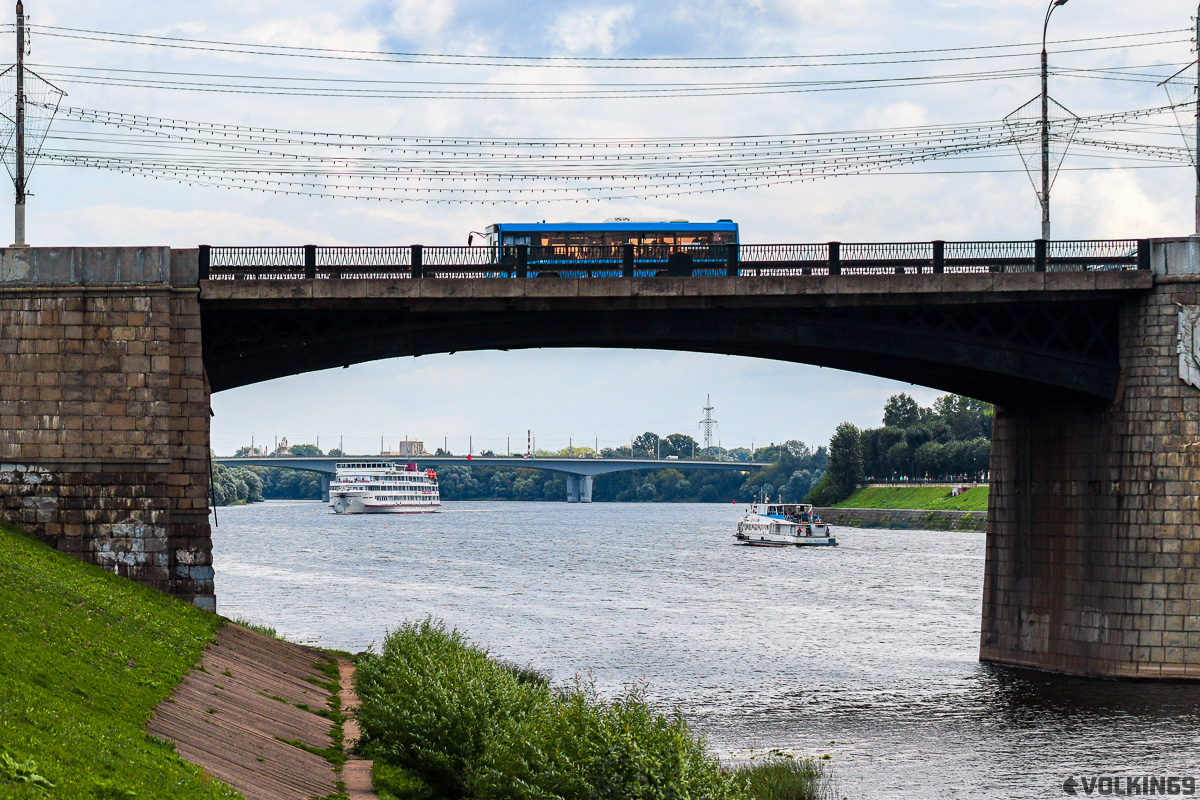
[487,220,737,233]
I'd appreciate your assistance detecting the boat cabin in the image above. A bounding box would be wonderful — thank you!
[754,502,819,523]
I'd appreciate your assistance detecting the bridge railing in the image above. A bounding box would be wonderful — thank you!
[199,239,1149,280]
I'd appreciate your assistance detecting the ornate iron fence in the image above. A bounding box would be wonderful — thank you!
[199,239,1149,280]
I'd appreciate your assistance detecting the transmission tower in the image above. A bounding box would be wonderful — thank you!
[699,395,717,450]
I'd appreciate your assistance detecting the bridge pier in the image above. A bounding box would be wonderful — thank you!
[0,248,215,611]
[320,474,331,503]
[982,238,1200,678]
[565,474,593,503]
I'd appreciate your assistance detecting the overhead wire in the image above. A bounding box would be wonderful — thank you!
[24,23,1189,69]
[4,21,1194,202]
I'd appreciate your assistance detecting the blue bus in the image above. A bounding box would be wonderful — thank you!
[476,219,739,276]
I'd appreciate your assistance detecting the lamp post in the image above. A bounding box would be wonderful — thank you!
[1041,0,1070,241]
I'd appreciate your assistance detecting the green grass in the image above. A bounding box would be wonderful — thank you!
[736,753,836,800]
[835,485,989,512]
[229,616,281,640]
[0,519,243,800]
[355,618,836,800]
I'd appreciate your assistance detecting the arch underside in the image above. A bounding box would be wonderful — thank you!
[203,300,1121,405]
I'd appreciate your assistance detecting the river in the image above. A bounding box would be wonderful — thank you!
[210,500,1200,799]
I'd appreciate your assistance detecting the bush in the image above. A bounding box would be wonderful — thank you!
[737,753,835,800]
[474,679,743,800]
[355,618,746,800]
[354,618,536,798]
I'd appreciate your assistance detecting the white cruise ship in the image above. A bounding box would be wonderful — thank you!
[329,461,441,514]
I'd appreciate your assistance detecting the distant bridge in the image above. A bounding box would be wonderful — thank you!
[216,455,766,503]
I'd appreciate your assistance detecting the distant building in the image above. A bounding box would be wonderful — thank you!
[382,440,428,457]
[273,437,291,457]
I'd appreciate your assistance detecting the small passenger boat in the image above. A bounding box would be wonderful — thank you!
[734,500,837,547]
[329,461,441,514]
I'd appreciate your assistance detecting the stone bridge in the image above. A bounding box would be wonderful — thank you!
[1,237,1197,679]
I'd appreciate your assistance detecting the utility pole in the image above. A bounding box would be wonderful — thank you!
[14,0,25,246]
[1040,0,1070,241]
[1195,1,1199,234]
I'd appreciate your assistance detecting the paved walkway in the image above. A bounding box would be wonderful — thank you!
[146,623,376,800]
[338,658,376,799]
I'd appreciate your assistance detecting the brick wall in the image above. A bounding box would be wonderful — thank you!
[981,239,1200,678]
[0,248,214,610]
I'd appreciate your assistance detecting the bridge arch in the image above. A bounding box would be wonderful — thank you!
[201,273,1148,405]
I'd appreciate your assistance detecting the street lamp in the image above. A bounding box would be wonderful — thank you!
[1041,0,1070,241]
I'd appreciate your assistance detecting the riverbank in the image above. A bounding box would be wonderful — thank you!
[835,485,988,511]
[812,485,988,531]
[0,519,235,799]
[145,623,347,800]
[2,516,835,800]
[815,506,986,531]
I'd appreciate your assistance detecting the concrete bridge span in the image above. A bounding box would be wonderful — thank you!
[1,238,1197,679]
[215,455,767,503]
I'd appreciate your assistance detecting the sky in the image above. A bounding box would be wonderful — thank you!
[6,1,1199,455]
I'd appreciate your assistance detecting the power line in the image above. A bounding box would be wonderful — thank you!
[24,23,1189,68]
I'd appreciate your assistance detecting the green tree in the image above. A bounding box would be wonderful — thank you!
[883,393,922,429]
[932,394,993,440]
[809,422,863,504]
[632,432,660,458]
[661,433,698,459]
[289,443,324,457]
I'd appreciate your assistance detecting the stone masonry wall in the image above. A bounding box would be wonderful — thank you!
[981,238,1200,679]
[0,248,214,610]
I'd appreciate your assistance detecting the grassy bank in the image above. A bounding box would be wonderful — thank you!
[356,618,835,800]
[835,485,988,512]
[0,519,835,800]
[0,520,242,800]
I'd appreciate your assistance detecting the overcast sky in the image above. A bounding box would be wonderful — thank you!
[10,1,1198,455]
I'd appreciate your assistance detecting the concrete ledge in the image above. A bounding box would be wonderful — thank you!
[200,270,1152,307]
[0,247,173,285]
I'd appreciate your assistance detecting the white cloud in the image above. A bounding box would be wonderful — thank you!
[552,5,636,55]
[389,0,457,39]
[13,0,1195,451]
[42,205,345,247]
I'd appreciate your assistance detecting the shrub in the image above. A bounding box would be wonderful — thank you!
[355,618,747,800]
[473,679,743,800]
[354,618,537,798]
[737,753,835,800]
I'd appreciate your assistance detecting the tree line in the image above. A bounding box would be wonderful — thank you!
[808,393,991,505]
[210,392,989,506]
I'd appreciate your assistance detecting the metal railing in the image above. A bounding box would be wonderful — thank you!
[200,239,1149,280]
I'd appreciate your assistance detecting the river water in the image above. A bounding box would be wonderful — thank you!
[210,501,1200,799]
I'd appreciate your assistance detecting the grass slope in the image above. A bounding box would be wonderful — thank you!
[834,485,989,512]
[0,520,242,800]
